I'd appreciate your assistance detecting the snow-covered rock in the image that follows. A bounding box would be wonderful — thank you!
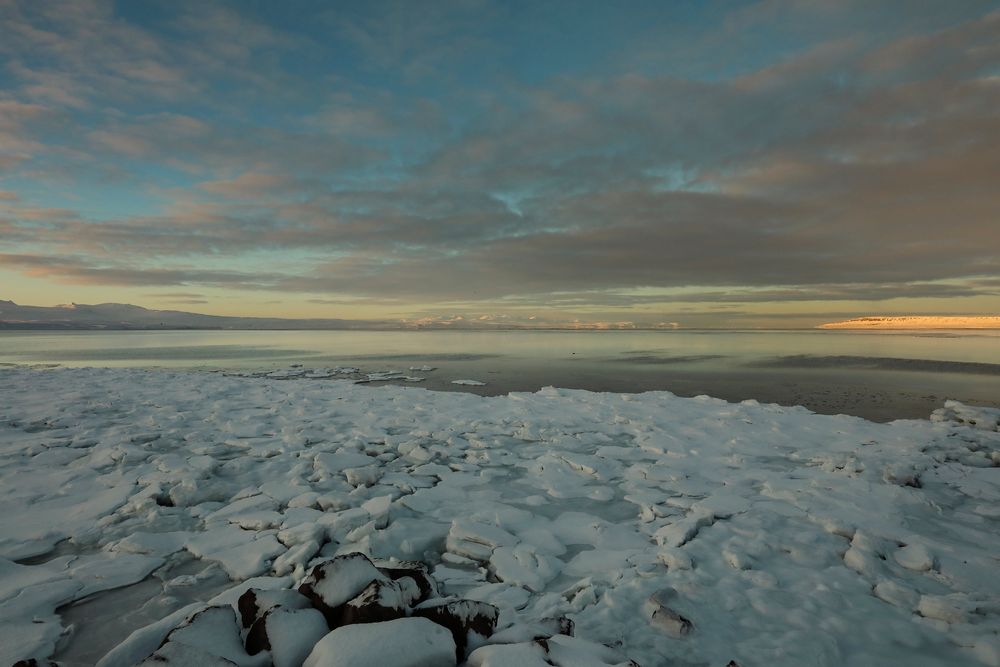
[297,553,389,626]
[302,617,456,667]
[245,607,328,667]
[413,598,500,661]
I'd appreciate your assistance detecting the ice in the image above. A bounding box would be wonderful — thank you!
[302,617,456,667]
[895,543,935,571]
[96,603,205,667]
[0,367,998,666]
[62,552,165,598]
[447,519,518,562]
[0,480,135,560]
[545,635,638,666]
[106,531,190,558]
[185,527,286,579]
[490,544,560,591]
[452,379,487,386]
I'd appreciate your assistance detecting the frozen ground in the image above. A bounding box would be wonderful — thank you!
[0,366,998,666]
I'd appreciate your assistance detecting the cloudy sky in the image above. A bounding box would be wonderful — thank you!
[1,0,998,328]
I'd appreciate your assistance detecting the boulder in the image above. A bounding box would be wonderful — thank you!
[245,607,329,667]
[138,642,240,666]
[341,579,408,625]
[157,606,264,666]
[468,636,637,667]
[237,587,310,629]
[412,598,499,661]
[297,553,388,627]
[302,617,456,667]
[376,559,438,602]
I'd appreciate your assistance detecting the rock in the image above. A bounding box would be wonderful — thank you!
[467,642,551,667]
[882,464,922,488]
[469,636,637,667]
[158,606,263,666]
[245,607,328,667]
[341,579,407,625]
[413,598,500,661]
[297,553,389,627]
[302,617,456,667]
[376,560,438,603]
[237,588,310,629]
[12,661,59,667]
[138,641,240,666]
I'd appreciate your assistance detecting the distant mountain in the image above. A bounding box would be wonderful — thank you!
[0,299,665,331]
[818,316,1000,330]
[0,300,385,330]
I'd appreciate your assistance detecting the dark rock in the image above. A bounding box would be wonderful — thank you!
[245,613,271,655]
[12,660,58,667]
[237,589,261,630]
[376,559,438,602]
[413,598,499,661]
[297,552,388,628]
[245,606,329,662]
[237,587,310,629]
[341,579,407,625]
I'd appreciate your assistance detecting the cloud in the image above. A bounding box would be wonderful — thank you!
[0,2,997,320]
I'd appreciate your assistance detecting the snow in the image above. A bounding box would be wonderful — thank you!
[0,366,999,666]
[254,607,328,667]
[302,617,456,667]
[298,552,388,612]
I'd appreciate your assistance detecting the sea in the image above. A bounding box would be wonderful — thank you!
[1,328,998,422]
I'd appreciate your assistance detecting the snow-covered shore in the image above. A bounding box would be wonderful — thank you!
[1,367,998,666]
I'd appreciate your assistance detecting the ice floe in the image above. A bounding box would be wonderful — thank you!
[0,367,998,666]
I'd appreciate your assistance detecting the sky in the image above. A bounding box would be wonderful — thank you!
[1,0,998,329]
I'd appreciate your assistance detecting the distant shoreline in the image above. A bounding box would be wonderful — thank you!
[818,316,1000,330]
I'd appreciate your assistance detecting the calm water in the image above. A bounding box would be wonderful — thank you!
[1,329,998,421]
